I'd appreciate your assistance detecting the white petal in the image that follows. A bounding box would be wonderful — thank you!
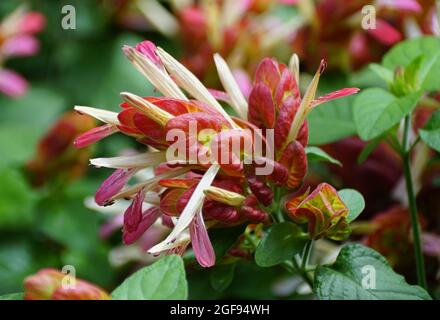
[124,46,187,100]
[156,47,239,128]
[213,53,248,120]
[136,0,179,37]
[120,92,174,126]
[148,163,220,253]
[286,60,326,145]
[74,106,120,125]
[90,152,167,169]
[288,53,300,88]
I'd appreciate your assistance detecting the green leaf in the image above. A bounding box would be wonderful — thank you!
[0,293,23,300]
[354,88,421,140]
[210,226,245,260]
[419,110,440,152]
[369,64,393,83]
[0,169,38,229]
[314,244,432,300]
[0,87,66,169]
[111,255,188,300]
[357,136,383,164]
[306,146,342,166]
[0,237,58,295]
[209,263,236,292]
[308,96,357,145]
[383,37,440,92]
[338,189,365,223]
[255,222,308,267]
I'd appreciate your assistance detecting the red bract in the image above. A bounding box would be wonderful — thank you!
[286,183,350,240]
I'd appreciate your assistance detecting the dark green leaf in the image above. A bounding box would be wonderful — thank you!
[306,146,342,166]
[419,110,440,152]
[338,189,365,223]
[314,244,431,300]
[255,222,308,267]
[210,226,245,260]
[209,263,236,292]
[111,255,188,300]
[357,136,383,164]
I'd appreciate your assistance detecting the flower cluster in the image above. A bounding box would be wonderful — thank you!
[106,0,302,83]
[74,39,359,267]
[292,0,438,71]
[0,5,45,97]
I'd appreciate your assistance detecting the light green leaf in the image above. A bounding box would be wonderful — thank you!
[0,87,66,169]
[338,189,365,223]
[314,244,432,300]
[419,110,440,152]
[357,136,383,164]
[306,146,342,166]
[111,255,187,300]
[255,222,308,267]
[308,96,357,145]
[0,169,38,229]
[369,64,393,83]
[383,36,440,92]
[354,88,421,140]
[0,293,23,300]
[209,263,236,292]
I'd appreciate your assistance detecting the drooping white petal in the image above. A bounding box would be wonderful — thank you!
[74,106,120,125]
[148,163,220,254]
[156,47,239,128]
[213,53,248,120]
[149,230,191,253]
[90,152,167,169]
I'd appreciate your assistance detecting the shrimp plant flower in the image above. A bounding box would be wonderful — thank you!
[73,39,359,267]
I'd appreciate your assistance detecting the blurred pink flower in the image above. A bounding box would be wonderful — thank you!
[0,69,28,97]
[0,6,46,97]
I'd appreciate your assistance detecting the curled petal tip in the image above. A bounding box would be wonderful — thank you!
[318,59,327,74]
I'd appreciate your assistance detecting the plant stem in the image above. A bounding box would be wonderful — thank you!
[273,187,285,223]
[402,115,427,289]
[301,240,313,271]
[291,256,314,288]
